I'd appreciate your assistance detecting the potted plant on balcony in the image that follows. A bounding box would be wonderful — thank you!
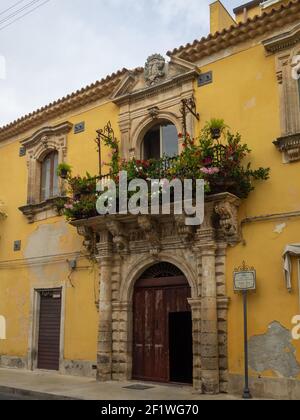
[57,163,72,180]
[205,118,228,140]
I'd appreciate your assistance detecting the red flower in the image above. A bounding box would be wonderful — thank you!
[203,157,213,166]
[178,133,183,139]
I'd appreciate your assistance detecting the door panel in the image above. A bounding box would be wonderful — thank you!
[37,290,62,371]
[133,279,191,383]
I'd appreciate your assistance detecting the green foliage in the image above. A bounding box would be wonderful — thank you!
[102,133,120,175]
[57,163,72,179]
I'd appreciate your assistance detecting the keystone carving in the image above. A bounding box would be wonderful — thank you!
[148,106,160,120]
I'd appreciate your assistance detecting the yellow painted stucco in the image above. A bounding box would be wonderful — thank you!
[0,101,119,364]
[0,0,299,391]
[195,42,300,380]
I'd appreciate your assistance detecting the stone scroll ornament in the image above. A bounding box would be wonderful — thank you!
[144,54,166,86]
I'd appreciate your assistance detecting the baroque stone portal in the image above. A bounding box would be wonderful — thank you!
[73,193,241,394]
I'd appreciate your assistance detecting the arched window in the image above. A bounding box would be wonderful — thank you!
[142,122,178,160]
[40,151,59,201]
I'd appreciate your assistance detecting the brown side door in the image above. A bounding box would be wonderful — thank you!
[132,276,191,383]
[37,289,62,371]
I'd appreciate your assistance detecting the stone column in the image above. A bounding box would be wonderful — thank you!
[96,231,113,382]
[200,242,219,394]
[188,298,202,391]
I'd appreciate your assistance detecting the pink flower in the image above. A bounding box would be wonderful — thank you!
[200,167,220,175]
[64,204,74,210]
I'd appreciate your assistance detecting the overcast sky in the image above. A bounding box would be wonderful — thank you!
[0,0,241,127]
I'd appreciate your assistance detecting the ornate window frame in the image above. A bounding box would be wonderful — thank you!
[264,24,300,163]
[19,122,73,223]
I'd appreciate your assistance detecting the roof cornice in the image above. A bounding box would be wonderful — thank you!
[0,68,142,143]
[263,22,300,52]
[167,0,300,62]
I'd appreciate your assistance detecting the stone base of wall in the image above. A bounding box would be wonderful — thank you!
[62,360,97,378]
[0,356,97,378]
[0,356,27,370]
[229,374,300,400]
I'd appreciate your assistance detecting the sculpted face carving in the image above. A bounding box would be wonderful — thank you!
[144,54,166,86]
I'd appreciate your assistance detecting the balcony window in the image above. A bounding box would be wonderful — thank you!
[142,122,178,160]
[41,151,59,201]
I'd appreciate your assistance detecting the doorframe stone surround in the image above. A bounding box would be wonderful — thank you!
[72,193,241,394]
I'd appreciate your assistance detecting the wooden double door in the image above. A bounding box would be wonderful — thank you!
[133,274,193,384]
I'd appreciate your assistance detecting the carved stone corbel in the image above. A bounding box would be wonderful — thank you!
[215,197,241,245]
[137,215,161,257]
[76,225,96,254]
[175,214,195,244]
[106,220,129,254]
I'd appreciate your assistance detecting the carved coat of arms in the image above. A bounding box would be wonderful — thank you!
[144,54,166,86]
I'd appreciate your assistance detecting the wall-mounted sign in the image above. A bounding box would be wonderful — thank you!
[234,270,256,291]
[234,261,256,292]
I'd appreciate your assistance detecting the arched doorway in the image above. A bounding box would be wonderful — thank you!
[132,262,193,384]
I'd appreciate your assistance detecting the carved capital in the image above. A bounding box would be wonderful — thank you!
[96,230,113,260]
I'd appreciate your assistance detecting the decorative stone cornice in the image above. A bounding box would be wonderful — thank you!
[113,69,200,106]
[71,193,242,257]
[21,122,73,151]
[263,22,300,53]
[273,132,300,162]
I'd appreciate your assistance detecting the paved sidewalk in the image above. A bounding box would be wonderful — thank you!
[0,368,244,400]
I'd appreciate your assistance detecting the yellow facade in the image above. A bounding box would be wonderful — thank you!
[0,0,299,398]
[210,1,236,33]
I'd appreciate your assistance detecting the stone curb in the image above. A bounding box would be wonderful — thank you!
[0,385,80,400]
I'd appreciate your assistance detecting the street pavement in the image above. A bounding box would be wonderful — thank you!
[0,391,36,400]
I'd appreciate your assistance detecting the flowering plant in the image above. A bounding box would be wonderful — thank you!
[56,119,270,220]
